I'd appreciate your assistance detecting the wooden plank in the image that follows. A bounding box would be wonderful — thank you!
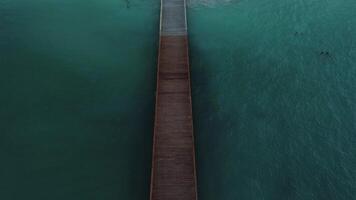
[150,0,197,198]
[150,32,197,200]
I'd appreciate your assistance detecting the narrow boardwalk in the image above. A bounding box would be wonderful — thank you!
[150,0,198,199]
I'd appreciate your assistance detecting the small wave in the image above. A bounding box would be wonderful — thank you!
[187,0,240,8]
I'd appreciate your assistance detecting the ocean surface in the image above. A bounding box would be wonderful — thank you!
[0,0,159,199]
[1,0,356,199]
[188,0,356,199]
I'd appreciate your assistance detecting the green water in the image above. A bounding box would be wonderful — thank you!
[0,0,159,199]
[188,0,356,199]
[1,0,356,199]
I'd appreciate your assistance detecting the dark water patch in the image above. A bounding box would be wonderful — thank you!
[0,0,159,199]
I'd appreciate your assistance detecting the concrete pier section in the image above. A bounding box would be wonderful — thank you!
[150,0,198,199]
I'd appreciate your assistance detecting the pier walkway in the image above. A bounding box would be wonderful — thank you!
[150,0,197,199]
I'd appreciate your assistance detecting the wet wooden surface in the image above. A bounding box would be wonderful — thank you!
[150,35,197,200]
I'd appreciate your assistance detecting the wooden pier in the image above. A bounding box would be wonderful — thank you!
[150,0,198,199]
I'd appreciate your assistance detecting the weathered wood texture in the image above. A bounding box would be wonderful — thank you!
[150,36,197,200]
[150,0,197,197]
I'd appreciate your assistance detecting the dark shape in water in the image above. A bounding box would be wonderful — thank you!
[320,51,331,57]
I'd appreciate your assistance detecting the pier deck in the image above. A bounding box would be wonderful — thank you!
[150,0,197,199]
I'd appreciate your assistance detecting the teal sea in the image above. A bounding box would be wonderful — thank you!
[189,0,356,199]
[0,0,158,199]
[1,0,356,199]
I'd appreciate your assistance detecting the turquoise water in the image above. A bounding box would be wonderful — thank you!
[1,0,356,199]
[0,0,159,199]
[188,0,356,199]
